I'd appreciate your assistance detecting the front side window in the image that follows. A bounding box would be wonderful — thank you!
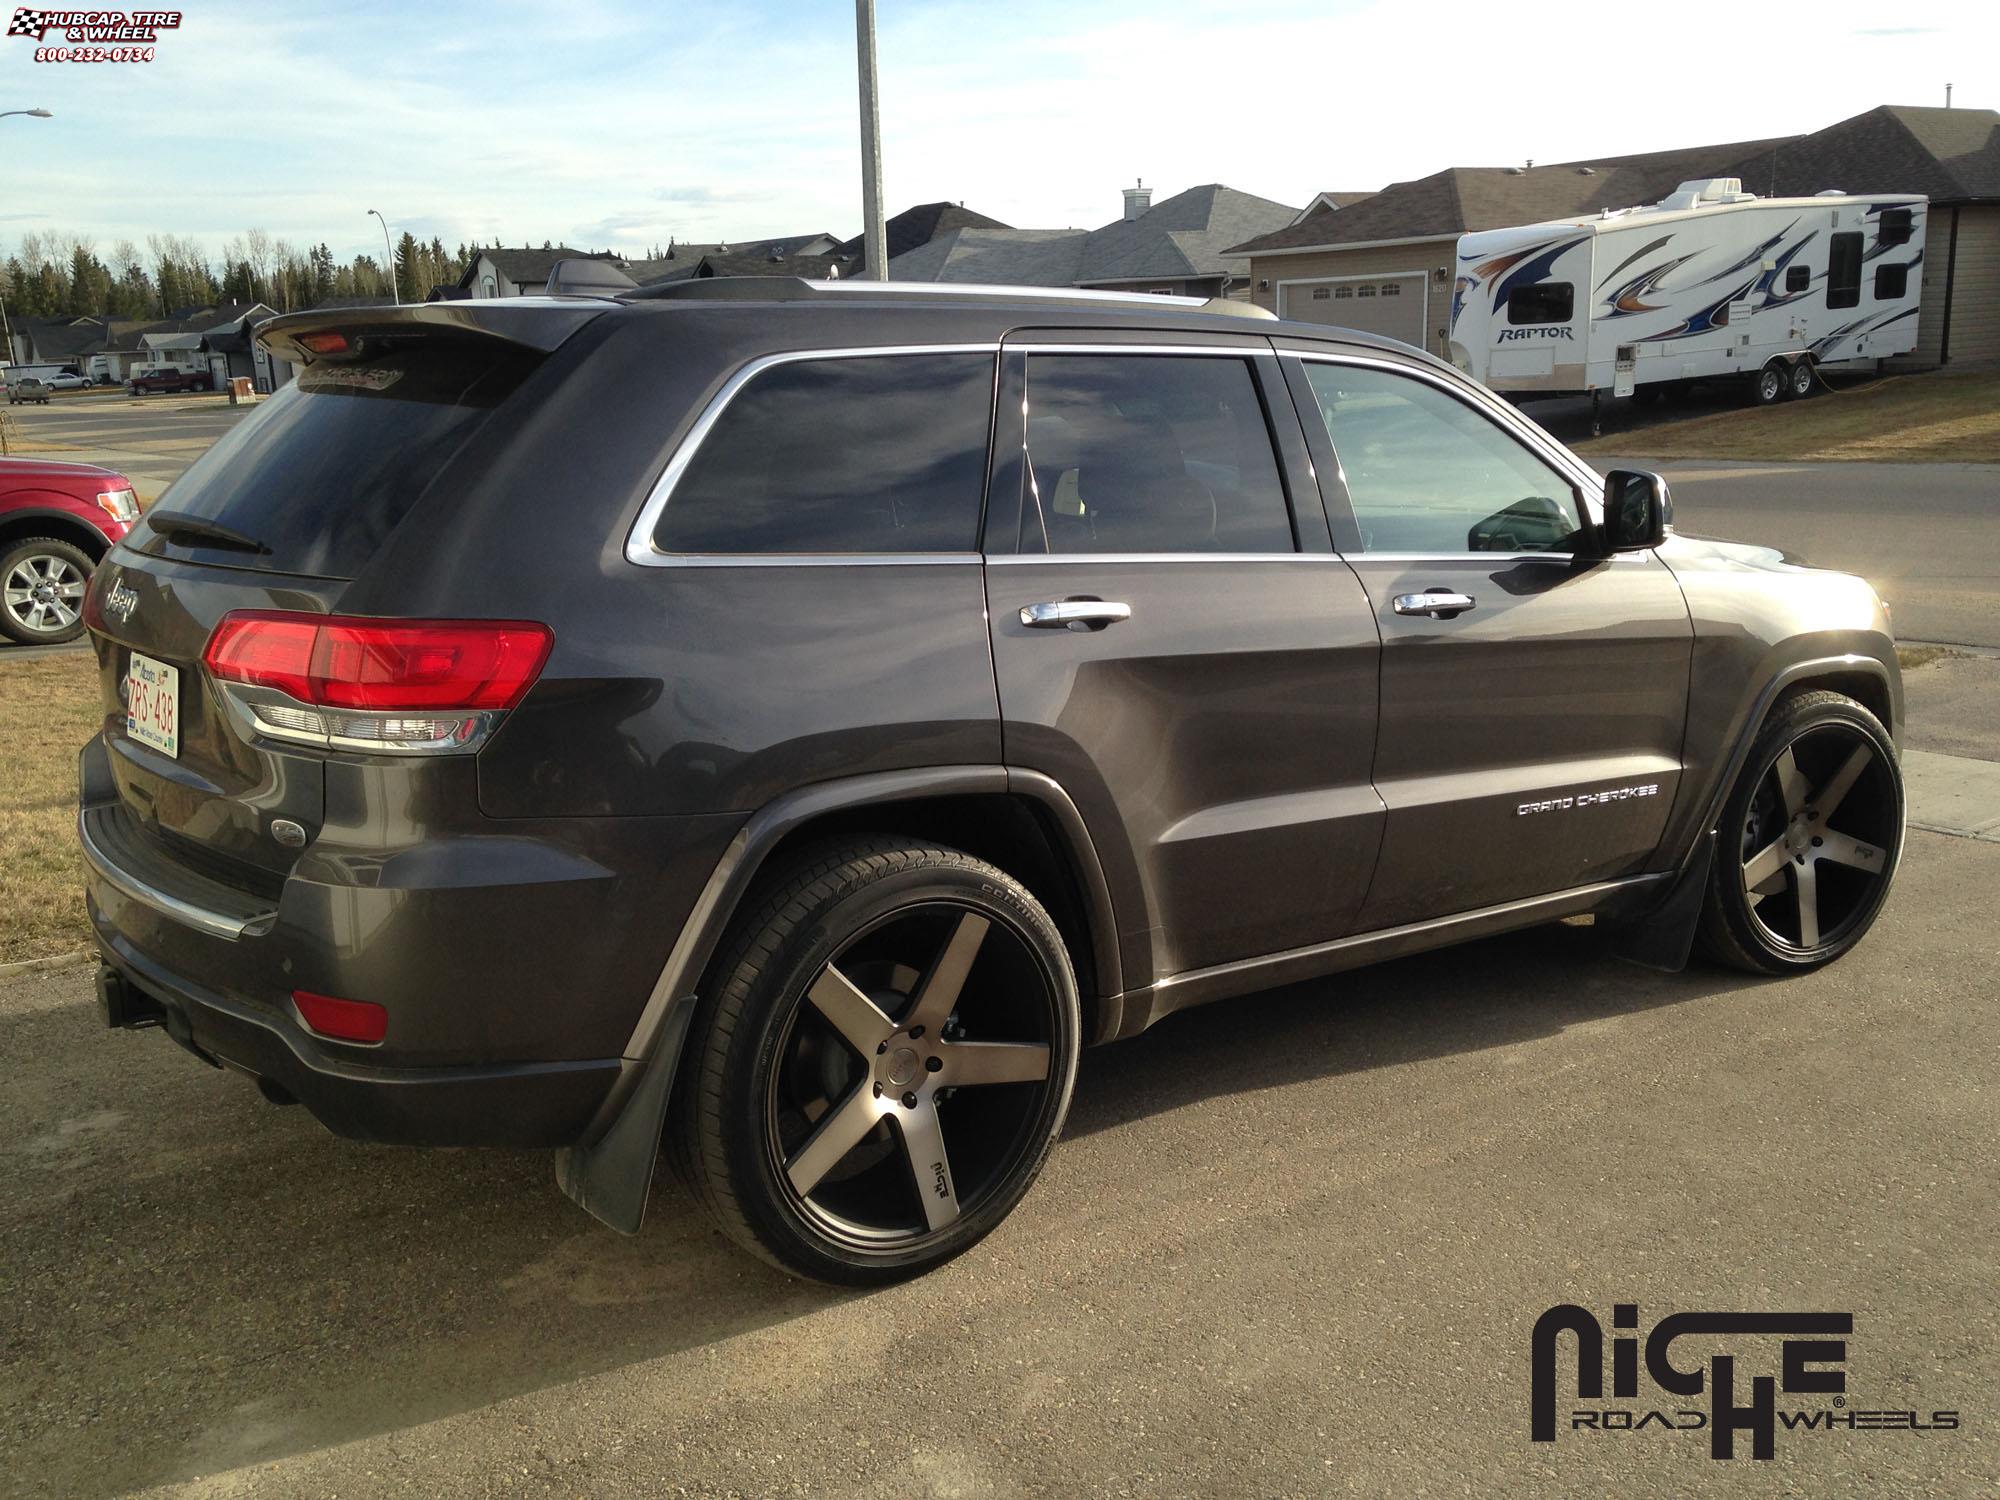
[1508,282,1574,325]
[1786,264,1811,293]
[1827,232,1863,310]
[1879,208,1914,246]
[654,352,994,554]
[1300,362,1584,554]
[1021,354,1294,554]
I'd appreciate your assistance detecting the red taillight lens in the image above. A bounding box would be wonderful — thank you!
[298,331,349,354]
[293,990,387,1044]
[204,613,552,711]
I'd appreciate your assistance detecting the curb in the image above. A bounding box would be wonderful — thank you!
[0,949,91,979]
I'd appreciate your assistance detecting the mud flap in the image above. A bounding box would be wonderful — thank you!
[552,995,697,1235]
[1610,831,1715,973]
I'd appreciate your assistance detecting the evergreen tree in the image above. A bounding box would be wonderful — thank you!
[4,256,35,316]
[393,231,421,302]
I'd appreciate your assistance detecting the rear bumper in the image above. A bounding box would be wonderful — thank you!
[76,731,742,1147]
[91,943,621,1146]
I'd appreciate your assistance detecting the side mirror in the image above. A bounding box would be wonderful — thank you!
[1600,469,1672,552]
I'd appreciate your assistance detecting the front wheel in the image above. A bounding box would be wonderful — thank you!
[1697,689,1903,973]
[1750,363,1786,406]
[1,537,94,644]
[671,839,1081,1284]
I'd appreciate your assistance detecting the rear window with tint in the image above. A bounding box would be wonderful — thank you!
[134,345,533,577]
[651,351,993,555]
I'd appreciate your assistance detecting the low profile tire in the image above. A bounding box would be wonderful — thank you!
[0,537,94,644]
[1787,360,1816,399]
[670,838,1081,1285]
[1750,363,1787,406]
[1697,689,1903,974]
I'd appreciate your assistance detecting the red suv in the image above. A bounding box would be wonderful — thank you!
[0,457,140,644]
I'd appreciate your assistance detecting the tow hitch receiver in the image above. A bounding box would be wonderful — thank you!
[96,964,166,1031]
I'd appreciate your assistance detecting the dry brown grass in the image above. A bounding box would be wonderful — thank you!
[0,653,104,963]
[1573,370,2000,463]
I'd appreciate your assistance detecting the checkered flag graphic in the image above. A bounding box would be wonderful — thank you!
[7,10,51,38]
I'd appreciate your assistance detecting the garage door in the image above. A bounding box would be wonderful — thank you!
[1283,275,1427,347]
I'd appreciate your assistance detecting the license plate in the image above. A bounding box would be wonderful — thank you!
[124,652,180,759]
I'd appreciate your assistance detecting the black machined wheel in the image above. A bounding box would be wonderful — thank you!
[671,839,1080,1284]
[1699,690,1903,973]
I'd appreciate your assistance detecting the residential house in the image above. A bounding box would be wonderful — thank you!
[888,182,1298,299]
[458,246,625,299]
[1229,102,1999,368]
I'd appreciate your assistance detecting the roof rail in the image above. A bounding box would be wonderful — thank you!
[623,277,1277,318]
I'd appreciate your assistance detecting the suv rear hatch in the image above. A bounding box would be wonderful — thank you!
[83,304,599,903]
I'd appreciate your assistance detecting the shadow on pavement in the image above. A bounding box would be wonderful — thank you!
[0,921,1760,1496]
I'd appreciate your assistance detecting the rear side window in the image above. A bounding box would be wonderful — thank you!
[136,344,534,577]
[1021,354,1294,554]
[1508,283,1573,325]
[653,352,993,554]
[1874,263,1909,300]
[1827,232,1863,310]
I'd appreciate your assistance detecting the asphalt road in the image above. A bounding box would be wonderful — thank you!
[3,828,1995,1499]
[1590,455,2000,650]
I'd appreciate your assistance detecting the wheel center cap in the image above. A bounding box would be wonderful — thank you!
[885,1046,920,1087]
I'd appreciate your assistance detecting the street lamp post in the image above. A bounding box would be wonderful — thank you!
[0,109,53,120]
[368,209,399,303]
[854,0,887,281]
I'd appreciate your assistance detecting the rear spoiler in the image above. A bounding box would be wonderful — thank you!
[254,299,609,367]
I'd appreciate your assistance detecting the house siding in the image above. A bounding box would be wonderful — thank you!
[1250,239,1456,356]
[1944,204,2000,366]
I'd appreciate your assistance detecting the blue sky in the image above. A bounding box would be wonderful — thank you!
[2,0,1992,266]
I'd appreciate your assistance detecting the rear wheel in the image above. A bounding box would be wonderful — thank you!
[1787,359,1816,399]
[0,537,94,644]
[1697,690,1902,973]
[671,839,1081,1284]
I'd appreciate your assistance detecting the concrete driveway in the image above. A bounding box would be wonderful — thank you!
[4,823,1995,1498]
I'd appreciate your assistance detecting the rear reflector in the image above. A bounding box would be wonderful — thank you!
[293,990,388,1044]
[205,613,552,712]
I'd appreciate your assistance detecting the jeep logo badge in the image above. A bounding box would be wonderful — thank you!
[104,580,139,626]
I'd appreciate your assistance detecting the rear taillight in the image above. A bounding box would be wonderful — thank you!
[204,611,551,754]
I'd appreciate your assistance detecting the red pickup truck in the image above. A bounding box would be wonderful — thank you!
[127,367,214,396]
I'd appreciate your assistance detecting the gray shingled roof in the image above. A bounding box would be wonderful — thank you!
[837,202,1012,261]
[471,247,622,286]
[1736,104,2000,202]
[889,184,1296,287]
[1229,136,1792,255]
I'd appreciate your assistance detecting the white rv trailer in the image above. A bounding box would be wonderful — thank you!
[1448,181,1926,409]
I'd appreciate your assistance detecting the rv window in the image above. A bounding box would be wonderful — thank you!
[1874,263,1909,300]
[1507,282,1574,325]
[1827,232,1863,309]
[1786,265,1810,294]
[1879,208,1914,246]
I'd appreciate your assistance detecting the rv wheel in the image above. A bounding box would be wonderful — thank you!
[1787,360,1816,399]
[1751,364,1786,406]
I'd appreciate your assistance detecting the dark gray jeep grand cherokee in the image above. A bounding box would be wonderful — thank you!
[78,277,1904,1283]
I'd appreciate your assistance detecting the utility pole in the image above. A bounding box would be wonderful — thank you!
[854,0,888,280]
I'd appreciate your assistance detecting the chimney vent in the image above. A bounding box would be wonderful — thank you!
[1122,179,1152,221]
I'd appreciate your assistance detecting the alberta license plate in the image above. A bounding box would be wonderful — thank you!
[124,652,179,758]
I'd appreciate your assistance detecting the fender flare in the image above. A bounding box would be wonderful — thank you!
[554,763,1122,1234]
[0,502,115,556]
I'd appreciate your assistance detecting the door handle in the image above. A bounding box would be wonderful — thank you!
[1393,591,1476,619]
[1019,599,1132,630]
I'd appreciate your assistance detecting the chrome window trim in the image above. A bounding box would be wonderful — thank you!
[624,343,1002,569]
[1280,350,1608,528]
[988,552,1341,566]
[1009,342,1271,357]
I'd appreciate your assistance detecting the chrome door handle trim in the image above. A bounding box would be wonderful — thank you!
[1019,600,1133,629]
[1393,591,1476,618]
